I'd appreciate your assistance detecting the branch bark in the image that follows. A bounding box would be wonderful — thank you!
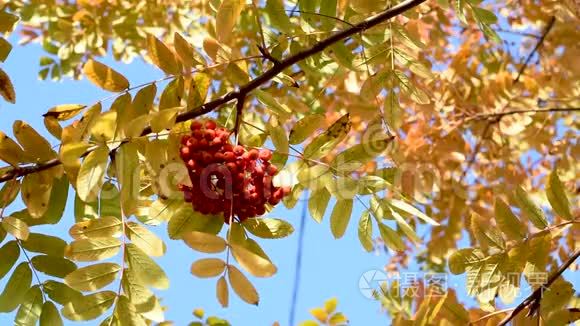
[498,248,580,326]
[0,0,427,183]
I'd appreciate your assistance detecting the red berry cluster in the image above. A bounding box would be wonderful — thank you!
[178,120,290,222]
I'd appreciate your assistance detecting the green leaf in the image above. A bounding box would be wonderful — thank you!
[513,186,548,229]
[115,295,147,326]
[43,281,82,306]
[494,198,527,241]
[242,218,294,239]
[378,223,406,251]
[472,7,497,24]
[0,262,32,312]
[265,0,293,33]
[332,135,394,172]
[546,169,572,220]
[125,222,166,257]
[2,216,30,240]
[0,241,19,280]
[125,243,169,290]
[358,211,374,252]
[62,290,116,321]
[15,285,43,326]
[39,302,64,326]
[21,233,67,256]
[308,188,331,223]
[0,178,20,208]
[385,204,420,244]
[31,255,77,278]
[65,262,121,292]
[69,216,122,239]
[65,237,122,262]
[190,258,226,278]
[76,145,109,202]
[330,199,353,239]
[167,205,224,239]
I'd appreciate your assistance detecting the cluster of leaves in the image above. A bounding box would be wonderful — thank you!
[299,298,348,326]
[0,4,18,104]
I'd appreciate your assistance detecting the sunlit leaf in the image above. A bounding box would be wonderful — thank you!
[147,33,179,75]
[43,281,82,306]
[183,231,227,253]
[494,198,527,241]
[378,223,406,251]
[289,114,325,145]
[216,276,228,308]
[513,186,548,229]
[83,59,129,92]
[115,295,147,326]
[0,67,15,103]
[242,218,294,239]
[62,290,116,321]
[2,216,29,240]
[69,216,122,239]
[125,222,166,257]
[21,233,66,256]
[191,258,226,278]
[308,187,331,223]
[216,0,245,43]
[44,104,85,121]
[76,145,109,202]
[65,237,122,262]
[15,285,43,326]
[230,244,277,277]
[21,172,53,218]
[13,120,57,161]
[358,211,374,252]
[0,241,19,280]
[227,265,259,305]
[65,262,121,292]
[546,169,572,220]
[330,199,353,239]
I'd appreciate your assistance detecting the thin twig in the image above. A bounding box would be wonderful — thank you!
[469,308,514,325]
[288,200,308,326]
[0,0,426,184]
[498,248,580,326]
[466,107,580,123]
[513,16,556,83]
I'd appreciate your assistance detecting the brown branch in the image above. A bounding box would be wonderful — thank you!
[513,16,556,83]
[0,0,427,184]
[467,107,580,123]
[498,248,580,326]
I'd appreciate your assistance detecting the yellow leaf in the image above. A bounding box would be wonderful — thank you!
[64,237,121,262]
[0,67,15,103]
[125,221,166,257]
[310,307,328,322]
[44,116,63,140]
[64,262,121,292]
[69,216,122,239]
[174,33,203,69]
[83,59,129,92]
[0,262,31,312]
[13,120,57,162]
[116,142,140,217]
[21,172,53,218]
[0,131,29,166]
[182,231,227,253]
[216,0,245,43]
[150,107,182,133]
[289,114,325,145]
[61,290,116,321]
[330,199,353,239]
[44,104,86,121]
[216,276,229,308]
[76,145,109,202]
[303,113,351,159]
[115,295,147,326]
[2,216,30,240]
[190,258,226,278]
[546,169,572,220]
[324,297,338,314]
[227,265,259,305]
[147,34,179,75]
[39,301,63,326]
[230,244,277,277]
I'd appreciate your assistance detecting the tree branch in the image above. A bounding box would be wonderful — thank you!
[513,16,556,83]
[0,0,427,184]
[467,107,580,122]
[498,248,580,326]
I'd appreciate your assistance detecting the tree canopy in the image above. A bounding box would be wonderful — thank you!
[0,0,578,325]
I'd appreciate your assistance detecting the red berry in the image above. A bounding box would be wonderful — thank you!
[205,120,217,130]
[233,145,245,156]
[180,146,191,160]
[248,149,259,160]
[191,121,203,130]
[259,149,272,161]
[282,186,291,196]
[266,164,278,175]
[181,136,191,145]
[224,152,235,162]
[204,129,215,140]
[192,130,203,139]
[199,139,209,148]
[187,159,196,170]
[214,152,225,162]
